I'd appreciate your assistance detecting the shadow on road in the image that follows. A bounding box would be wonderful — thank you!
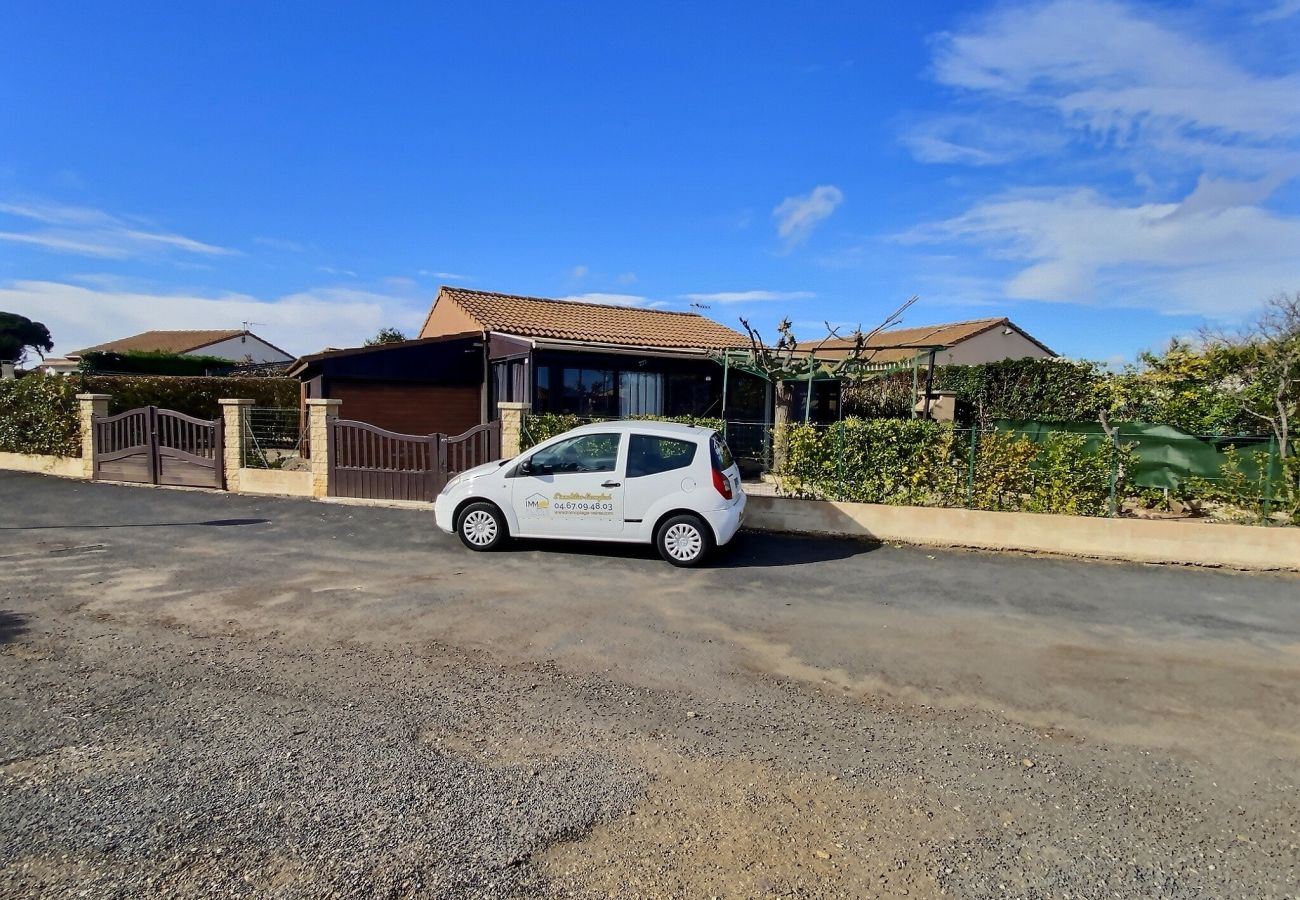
[0,518,271,531]
[0,610,29,644]
[506,529,877,568]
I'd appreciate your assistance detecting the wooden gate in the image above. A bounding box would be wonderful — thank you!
[328,420,501,502]
[93,406,224,489]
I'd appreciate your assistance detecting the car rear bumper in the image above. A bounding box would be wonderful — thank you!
[702,490,746,547]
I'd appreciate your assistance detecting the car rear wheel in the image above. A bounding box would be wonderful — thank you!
[656,514,713,567]
[456,502,507,551]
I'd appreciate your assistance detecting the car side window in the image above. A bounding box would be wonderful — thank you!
[526,433,620,475]
[626,434,697,478]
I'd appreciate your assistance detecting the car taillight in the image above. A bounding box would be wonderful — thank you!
[711,466,733,500]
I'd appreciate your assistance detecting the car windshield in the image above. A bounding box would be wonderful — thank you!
[709,433,734,470]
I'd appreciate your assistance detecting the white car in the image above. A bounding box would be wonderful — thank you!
[434,420,746,566]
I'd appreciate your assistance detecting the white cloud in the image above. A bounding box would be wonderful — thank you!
[681,290,815,304]
[901,2,1300,319]
[0,199,236,260]
[924,1,1300,171]
[253,236,307,253]
[616,272,637,285]
[418,269,474,281]
[903,185,1300,316]
[772,185,844,248]
[1253,0,1300,22]
[0,279,425,356]
[571,264,589,279]
[557,292,667,308]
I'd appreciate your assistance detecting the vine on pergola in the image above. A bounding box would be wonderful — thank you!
[729,295,921,384]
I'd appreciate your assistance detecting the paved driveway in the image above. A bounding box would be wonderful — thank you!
[2,471,1298,898]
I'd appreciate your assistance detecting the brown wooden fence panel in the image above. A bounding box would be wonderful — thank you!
[328,419,501,502]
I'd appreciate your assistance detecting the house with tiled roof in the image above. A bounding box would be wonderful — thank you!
[290,287,762,438]
[72,329,294,365]
[795,317,1054,366]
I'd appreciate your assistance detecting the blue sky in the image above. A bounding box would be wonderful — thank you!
[2,0,1299,362]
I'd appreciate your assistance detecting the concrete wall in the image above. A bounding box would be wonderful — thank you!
[745,495,1300,572]
[235,468,312,497]
[0,452,83,479]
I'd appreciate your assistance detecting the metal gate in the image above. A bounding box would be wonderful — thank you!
[329,420,500,502]
[93,406,224,489]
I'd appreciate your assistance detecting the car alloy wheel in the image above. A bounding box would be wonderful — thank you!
[461,509,498,546]
[663,522,703,562]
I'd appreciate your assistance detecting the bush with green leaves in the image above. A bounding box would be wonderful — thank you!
[0,374,81,456]
[520,412,725,450]
[80,375,299,419]
[78,350,235,376]
[776,417,1135,517]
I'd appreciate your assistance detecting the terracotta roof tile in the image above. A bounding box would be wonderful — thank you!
[438,287,748,349]
[796,318,1009,353]
[74,329,247,356]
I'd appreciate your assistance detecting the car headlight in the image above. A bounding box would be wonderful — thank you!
[439,474,465,496]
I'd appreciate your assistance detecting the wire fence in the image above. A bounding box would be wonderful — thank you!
[240,406,308,470]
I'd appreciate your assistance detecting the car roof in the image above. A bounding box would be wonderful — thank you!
[566,419,713,439]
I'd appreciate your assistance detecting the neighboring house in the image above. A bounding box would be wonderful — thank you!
[71,329,294,365]
[33,357,81,375]
[797,317,1055,366]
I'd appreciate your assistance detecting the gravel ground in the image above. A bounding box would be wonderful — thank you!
[1,472,1298,898]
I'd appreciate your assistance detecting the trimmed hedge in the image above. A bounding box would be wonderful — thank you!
[82,375,299,419]
[0,374,81,456]
[521,412,725,450]
[79,350,235,376]
[777,418,1135,517]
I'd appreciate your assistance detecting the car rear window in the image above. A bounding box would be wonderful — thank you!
[627,434,697,478]
[710,433,734,470]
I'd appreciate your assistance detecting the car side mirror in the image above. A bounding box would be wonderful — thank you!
[519,458,533,475]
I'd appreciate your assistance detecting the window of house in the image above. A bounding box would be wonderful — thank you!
[619,371,664,416]
[560,368,616,416]
[626,434,696,478]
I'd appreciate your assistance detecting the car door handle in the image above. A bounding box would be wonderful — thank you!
[601,480,621,488]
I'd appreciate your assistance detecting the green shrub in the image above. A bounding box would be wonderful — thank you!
[78,350,234,376]
[0,374,81,456]
[520,412,725,450]
[776,417,1134,517]
[80,375,299,419]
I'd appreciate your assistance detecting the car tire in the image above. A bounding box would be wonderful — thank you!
[655,514,713,567]
[456,501,508,552]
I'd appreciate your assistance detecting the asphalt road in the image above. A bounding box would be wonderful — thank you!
[2,471,1298,898]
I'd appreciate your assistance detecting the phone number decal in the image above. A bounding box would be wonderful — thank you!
[552,501,615,514]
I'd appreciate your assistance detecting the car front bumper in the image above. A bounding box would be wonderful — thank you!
[433,495,456,534]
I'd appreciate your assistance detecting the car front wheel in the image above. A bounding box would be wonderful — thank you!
[456,502,507,551]
[656,514,713,567]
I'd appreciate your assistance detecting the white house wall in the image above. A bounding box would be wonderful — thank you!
[938,328,1051,365]
[190,334,292,363]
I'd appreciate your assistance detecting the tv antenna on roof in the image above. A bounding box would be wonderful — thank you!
[689,301,711,311]
[241,321,265,332]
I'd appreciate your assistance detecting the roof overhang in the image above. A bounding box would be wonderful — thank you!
[503,333,744,360]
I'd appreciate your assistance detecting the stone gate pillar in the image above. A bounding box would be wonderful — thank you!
[497,401,528,458]
[306,398,341,498]
[75,393,111,479]
[218,399,253,491]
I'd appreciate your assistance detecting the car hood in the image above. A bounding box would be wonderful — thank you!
[457,459,510,481]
